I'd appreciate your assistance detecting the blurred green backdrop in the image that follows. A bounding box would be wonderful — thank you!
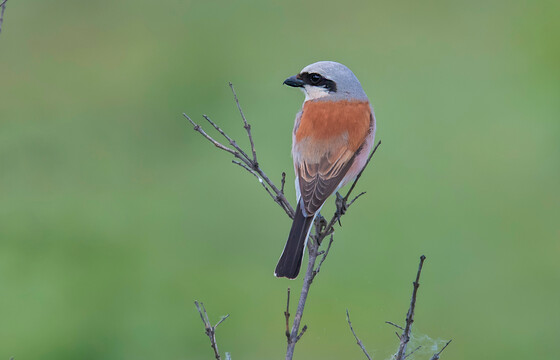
[1,0,559,359]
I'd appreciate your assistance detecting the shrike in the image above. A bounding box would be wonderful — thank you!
[275,61,376,279]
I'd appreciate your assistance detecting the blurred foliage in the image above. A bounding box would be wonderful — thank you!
[1,0,559,359]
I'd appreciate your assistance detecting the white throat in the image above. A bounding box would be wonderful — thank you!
[302,85,330,101]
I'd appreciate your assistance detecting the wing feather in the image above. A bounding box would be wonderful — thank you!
[297,147,355,215]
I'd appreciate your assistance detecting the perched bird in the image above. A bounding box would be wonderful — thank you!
[275,61,376,279]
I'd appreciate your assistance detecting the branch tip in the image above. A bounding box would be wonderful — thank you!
[394,256,428,360]
[430,339,452,360]
[295,325,307,342]
[385,321,405,331]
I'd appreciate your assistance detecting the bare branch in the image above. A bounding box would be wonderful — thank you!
[195,301,229,360]
[394,255,426,360]
[346,309,373,360]
[430,340,452,360]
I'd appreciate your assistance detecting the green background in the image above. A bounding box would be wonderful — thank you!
[1,0,558,359]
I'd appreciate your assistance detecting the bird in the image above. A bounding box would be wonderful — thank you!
[274,61,376,279]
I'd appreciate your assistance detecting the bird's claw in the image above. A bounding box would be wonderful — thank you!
[335,192,348,226]
[314,213,328,233]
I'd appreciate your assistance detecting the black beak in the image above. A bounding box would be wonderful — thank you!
[283,75,305,88]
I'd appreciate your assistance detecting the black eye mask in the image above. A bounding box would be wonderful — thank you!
[299,72,337,93]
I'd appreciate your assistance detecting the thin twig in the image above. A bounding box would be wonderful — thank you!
[0,0,8,35]
[394,255,426,360]
[344,140,382,203]
[202,114,253,162]
[385,321,405,331]
[430,340,452,360]
[295,325,307,342]
[195,301,229,360]
[229,82,257,165]
[346,309,373,360]
[184,114,237,155]
[280,172,286,194]
[284,288,291,340]
[312,234,334,279]
[404,345,421,359]
[232,159,279,201]
[348,191,367,207]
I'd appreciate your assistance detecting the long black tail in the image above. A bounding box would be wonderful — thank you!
[274,202,314,279]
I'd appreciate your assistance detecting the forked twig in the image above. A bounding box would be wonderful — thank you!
[183,107,294,219]
[195,301,230,360]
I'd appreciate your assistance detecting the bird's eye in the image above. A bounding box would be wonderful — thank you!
[309,73,323,85]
